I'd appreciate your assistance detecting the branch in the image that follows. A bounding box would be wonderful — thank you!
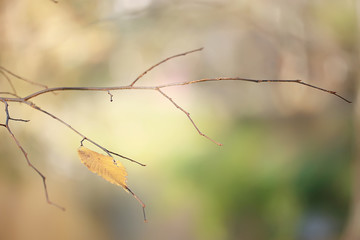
[0,69,17,95]
[157,88,223,146]
[9,76,350,149]
[129,47,203,86]
[0,48,352,219]
[0,66,50,90]
[154,78,352,103]
[0,100,65,211]
[125,186,147,222]
[11,78,350,103]
[0,92,20,98]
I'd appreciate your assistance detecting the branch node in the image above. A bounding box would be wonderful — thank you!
[80,138,86,146]
[107,90,113,102]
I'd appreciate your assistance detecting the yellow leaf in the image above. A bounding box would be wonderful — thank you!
[77,146,128,189]
[77,146,147,222]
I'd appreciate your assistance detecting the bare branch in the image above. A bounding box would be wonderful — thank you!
[1,100,65,211]
[108,150,146,166]
[156,88,223,146]
[296,81,351,103]
[13,75,350,150]
[125,186,147,222]
[22,86,131,101]
[0,48,351,218]
[0,92,20,98]
[0,66,50,90]
[0,69,17,95]
[18,77,351,103]
[129,47,204,87]
[155,78,352,103]
[9,117,30,122]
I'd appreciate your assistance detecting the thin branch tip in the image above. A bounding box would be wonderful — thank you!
[125,186,147,222]
[157,88,221,145]
[130,47,204,86]
[10,118,30,122]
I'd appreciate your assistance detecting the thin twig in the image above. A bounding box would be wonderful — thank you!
[154,78,352,103]
[125,186,147,222]
[108,150,146,166]
[0,66,50,90]
[1,100,65,211]
[0,92,20,98]
[12,77,350,148]
[0,70,17,95]
[296,81,351,103]
[156,88,223,146]
[9,117,30,122]
[26,101,145,166]
[129,47,204,86]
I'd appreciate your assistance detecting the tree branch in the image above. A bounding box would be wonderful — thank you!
[129,47,204,87]
[0,66,50,90]
[1,100,65,211]
[0,48,352,218]
[156,88,223,146]
[0,69,17,95]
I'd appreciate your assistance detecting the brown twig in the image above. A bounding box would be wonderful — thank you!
[125,186,147,222]
[0,92,20,98]
[18,78,351,103]
[156,88,223,146]
[154,78,352,103]
[129,47,204,87]
[0,100,65,211]
[0,69,17,95]
[0,66,50,90]
[26,102,144,166]
[107,150,146,166]
[0,48,352,218]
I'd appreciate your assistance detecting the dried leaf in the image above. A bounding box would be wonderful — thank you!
[77,146,147,222]
[77,146,128,189]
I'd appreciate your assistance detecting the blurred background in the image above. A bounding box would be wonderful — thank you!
[0,0,357,239]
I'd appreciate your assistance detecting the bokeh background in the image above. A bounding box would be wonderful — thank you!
[0,0,357,240]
